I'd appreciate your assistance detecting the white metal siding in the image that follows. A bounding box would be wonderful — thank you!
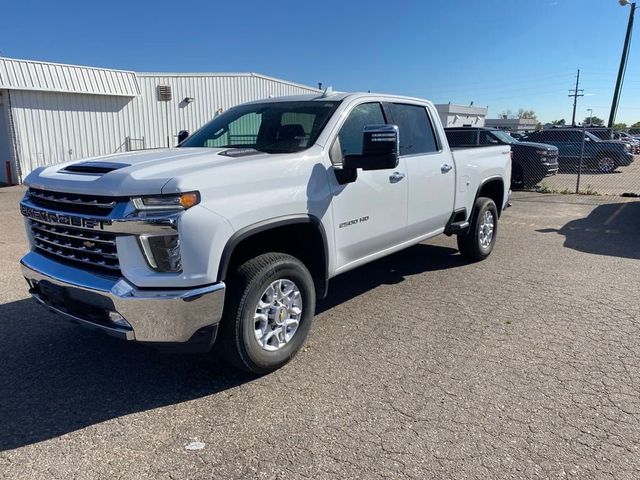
[0,57,140,97]
[9,72,319,180]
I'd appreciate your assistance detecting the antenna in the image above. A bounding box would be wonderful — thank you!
[321,86,334,97]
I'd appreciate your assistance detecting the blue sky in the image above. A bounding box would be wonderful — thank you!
[1,0,638,124]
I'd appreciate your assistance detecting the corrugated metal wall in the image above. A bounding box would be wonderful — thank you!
[0,57,140,97]
[8,73,319,181]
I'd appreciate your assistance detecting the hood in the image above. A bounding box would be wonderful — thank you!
[23,148,272,196]
[514,141,558,151]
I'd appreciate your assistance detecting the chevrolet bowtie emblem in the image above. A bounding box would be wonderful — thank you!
[83,240,96,248]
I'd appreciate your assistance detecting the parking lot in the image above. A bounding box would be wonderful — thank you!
[1,186,640,479]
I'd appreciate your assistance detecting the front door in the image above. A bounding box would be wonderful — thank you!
[328,102,408,270]
[385,102,456,237]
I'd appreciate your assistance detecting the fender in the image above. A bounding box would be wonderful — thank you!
[217,214,330,298]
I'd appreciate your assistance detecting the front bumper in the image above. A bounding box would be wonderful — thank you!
[21,251,225,346]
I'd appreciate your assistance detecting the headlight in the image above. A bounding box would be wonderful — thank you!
[536,149,555,156]
[624,144,631,152]
[132,192,200,211]
[139,234,182,272]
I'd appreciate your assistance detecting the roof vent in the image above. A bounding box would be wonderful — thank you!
[157,85,172,101]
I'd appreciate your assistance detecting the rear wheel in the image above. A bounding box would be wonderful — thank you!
[457,197,498,261]
[218,253,315,374]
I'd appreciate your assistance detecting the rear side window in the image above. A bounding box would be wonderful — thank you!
[446,130,478,146]
[387,103,438,155]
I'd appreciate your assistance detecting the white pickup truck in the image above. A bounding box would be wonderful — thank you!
[19,92,511,373]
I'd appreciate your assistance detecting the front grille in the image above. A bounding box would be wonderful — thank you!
[27,188,120,216]
[29,219,120,274]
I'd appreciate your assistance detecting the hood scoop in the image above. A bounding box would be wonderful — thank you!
[61,161,130,176]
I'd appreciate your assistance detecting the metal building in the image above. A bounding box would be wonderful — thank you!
[435,103,488,128]
[0,57,320,184]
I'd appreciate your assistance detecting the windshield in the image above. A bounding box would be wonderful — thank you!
[585,131,601,142]
[179,100,341,153]
[491,130,517,144]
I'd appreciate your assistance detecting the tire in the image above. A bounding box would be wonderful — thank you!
[218,253,316,374]
[457,197,498,261]
[596,155,616,174]
[510,165,525,190]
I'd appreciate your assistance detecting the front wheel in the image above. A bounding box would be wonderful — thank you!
[596,156,616,174]
[457,197,498,261]
[218,253,316,374]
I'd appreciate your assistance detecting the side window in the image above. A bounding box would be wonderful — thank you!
[336,102,386,158]
[387,103,438,155]
[567,131,584,142]
[479,131,500,145]
[446,130,477,146]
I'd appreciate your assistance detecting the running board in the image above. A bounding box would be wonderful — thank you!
[444,221,470,236]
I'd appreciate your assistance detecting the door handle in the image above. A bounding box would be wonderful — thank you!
[441,164,453,173]
[389,171,405,182]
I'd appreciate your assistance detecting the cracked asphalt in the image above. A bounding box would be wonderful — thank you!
[1,186,639,479]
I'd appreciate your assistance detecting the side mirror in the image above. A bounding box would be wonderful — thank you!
[177,130,189,144]
[343,125,399,171]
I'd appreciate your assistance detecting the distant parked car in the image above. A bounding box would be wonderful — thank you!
[522,129,634,173]
[613,131,640,154]
[445,127,558,189]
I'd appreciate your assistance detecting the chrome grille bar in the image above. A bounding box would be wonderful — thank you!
[32,239,121,271]
[30,220,116,245]
[27,188,118,215]
[29,218,120,273]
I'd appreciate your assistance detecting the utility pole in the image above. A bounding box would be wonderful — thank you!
[568,68,584,126]
[608,1,636,128]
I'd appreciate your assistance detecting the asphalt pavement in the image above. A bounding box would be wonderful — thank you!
[1,186,640,479]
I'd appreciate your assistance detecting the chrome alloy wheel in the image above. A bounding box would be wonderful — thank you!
[478,210,494,249]
[254,279,302,351]
[598,157,615,173]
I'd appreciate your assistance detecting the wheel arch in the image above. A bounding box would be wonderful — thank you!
[218,215,330,299]
[474,176,505,217]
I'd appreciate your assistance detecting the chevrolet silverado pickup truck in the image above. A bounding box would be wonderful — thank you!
[19,92,511,374]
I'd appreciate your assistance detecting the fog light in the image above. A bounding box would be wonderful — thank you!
[108,311,132,329]
[139,234,182,272]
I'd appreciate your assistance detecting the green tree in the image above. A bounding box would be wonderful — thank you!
[550,119,566,125]
[613,122,627,131]
[518,109,537,119]
[631,121,640,129]
[583,116,604,126]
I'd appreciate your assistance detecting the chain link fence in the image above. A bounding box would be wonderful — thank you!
[513,127,640,198]
[445,126,640,204]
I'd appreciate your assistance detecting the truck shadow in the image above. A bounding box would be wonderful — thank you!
[318,243,464,313]
[0,243,462,451]
[537,201,640,260]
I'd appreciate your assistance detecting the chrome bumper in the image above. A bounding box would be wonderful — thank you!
[21,252,225,344]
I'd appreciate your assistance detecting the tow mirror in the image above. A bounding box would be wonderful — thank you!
[177,130,189,144]
[343,124,399,171]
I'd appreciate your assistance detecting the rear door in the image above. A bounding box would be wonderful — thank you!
[385,102,456,238]
[328,102,408,269]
